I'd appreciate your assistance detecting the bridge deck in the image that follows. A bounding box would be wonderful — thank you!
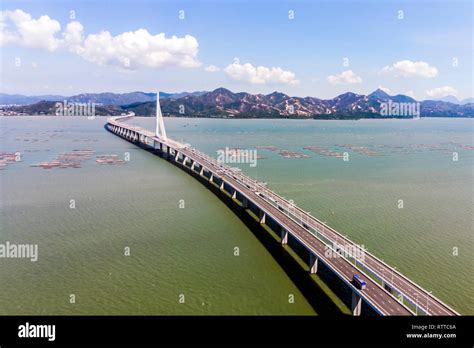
[107,116,459,316]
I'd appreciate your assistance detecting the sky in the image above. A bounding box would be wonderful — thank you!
[1,0,472,100]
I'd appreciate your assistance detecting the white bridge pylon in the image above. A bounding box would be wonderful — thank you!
[155,91,168,141]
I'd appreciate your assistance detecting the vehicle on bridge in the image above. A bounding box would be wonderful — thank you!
[352,274,367,290]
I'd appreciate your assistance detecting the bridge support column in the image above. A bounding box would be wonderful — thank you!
[220,181,225,191]
[209,174,214,183]
[281,228,288,245]
[200,167,204,176]
[191,162,195,171]
[175,151,180,162]
[183,156,188,166]
[259,210,266,224]
[309,253,318,274]
[351,291,362,316]
[232,190,237,199]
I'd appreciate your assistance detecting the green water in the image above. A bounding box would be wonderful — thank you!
[1,116,473,314]
[0,117,314,315]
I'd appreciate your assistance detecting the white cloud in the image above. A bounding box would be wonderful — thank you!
[0,9,61,51]
[404,90,416,98]
[378,86,392,94]
[426,86,458,98]
[224,62,299,85]
[205,64,220,72]
[78,30,200,69]
[326,70,362,85]
[62,21,85,54]
[380,60,438,78]
[0,9,201,69]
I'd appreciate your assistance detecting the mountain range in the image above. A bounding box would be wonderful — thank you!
[434,95,474,105]
[1,88,472,118]
[0,91,206,106]
[137,88,473,118]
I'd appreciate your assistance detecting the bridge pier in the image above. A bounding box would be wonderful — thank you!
[220,181,225,191]
[309,253,318,274]
[209,174,214,183]
[259,210,266,224]
[281,228,288,245]
[200,167,204,176]
[351,291,362,316]
[232,190,237,199]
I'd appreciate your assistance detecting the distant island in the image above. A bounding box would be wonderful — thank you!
[0,88,472,119]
